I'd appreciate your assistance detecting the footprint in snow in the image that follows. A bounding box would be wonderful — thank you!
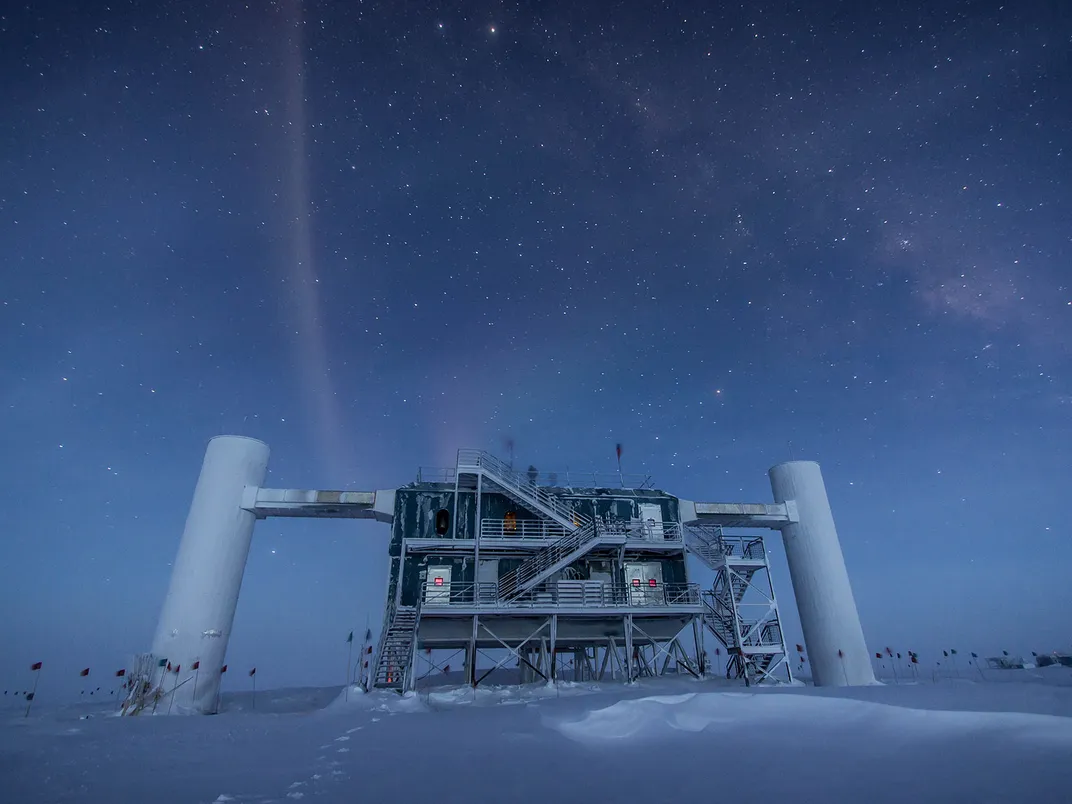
[286,793,304,800]
[346,727,362,733]
[337,747,350,753]
[288,782,304,789]
[334,735,349,742]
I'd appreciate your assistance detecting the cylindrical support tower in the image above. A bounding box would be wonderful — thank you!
[769,461,875,687]
[150,436,270,713]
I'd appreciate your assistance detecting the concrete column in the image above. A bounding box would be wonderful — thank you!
[151,436,270,713]
[769,461,875,687]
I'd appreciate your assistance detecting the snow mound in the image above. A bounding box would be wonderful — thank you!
[549,690,1072,747]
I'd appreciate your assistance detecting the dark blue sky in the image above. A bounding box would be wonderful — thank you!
[2,0,1070,695]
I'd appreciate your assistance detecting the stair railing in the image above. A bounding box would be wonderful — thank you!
[458,450,590,529]
[499,519,600,599]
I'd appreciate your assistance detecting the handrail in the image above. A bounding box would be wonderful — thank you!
[401,596,423,692]
[480,518,572,540]
[481,518,681,542]
[416,467,457,483]
[423,581,701,608]
[456,450,655,490]
[597,517,682,541]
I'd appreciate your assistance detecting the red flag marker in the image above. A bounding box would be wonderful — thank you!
[115,669,126,677]
[795,644,804,653]
[79,668,90,677]
[248,667,256,677]
[30,662,42,671]
[191,661,200,670]
[220,664,228,673]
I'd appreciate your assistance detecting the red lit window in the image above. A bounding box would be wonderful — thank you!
[632,578,641,586]
[433,577,444,586]
[649,578,657,587]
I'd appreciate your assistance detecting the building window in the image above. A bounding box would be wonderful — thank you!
[434,508,451,536]
[504,511,518,533]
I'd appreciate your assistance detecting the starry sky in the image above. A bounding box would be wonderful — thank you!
[2,0,1070,697]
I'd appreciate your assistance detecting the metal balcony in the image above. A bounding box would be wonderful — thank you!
[420,581,702,610]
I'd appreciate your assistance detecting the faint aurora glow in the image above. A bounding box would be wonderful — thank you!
[278,0,349,482]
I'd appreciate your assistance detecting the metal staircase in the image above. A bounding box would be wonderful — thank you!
[498,520,627,600]
[684,523,728,569]
[688,526,790,683]
[372,602,421,691]
[456,450,589,532]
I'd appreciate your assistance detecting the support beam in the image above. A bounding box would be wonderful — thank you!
[679,499,794,529]
[549,615,558,683]
[468,615,478,686]
[242,487,395,522]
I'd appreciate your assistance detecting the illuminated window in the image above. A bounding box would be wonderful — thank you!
[434,577,444,586]
[434,509,450,536]
[504,511,517,532]
[632,578,641,586]
[649,578,657,587]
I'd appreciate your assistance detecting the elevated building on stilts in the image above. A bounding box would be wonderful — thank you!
[136,438,874,713]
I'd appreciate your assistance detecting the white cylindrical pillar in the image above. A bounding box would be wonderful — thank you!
[150,436,270,713]
[769,461,875,687]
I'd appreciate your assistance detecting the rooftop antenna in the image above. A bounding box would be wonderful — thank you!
[616,443,624,488]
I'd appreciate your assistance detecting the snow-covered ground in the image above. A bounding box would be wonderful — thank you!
[3,669,1072,803]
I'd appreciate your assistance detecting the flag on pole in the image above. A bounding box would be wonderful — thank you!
[365,628,372,641]
[970,652,978,659]
[837,650,844,658]
[795,644,804,653]
[191,661,200,670]
[79,668,90,677]
[31,662,42,671]
[220,664,228,673]
[885,647,893,657]
[943,650,948,657]
[911,655,919,664]
[174,665,181,674]
[157,658,168,668]
[249,668,256,677]
[876,653,882,659]
[115,669,125,677]
[347,631,354,644]
[950,649,957,655]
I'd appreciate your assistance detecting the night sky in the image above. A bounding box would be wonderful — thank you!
[3,0,1070,697]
